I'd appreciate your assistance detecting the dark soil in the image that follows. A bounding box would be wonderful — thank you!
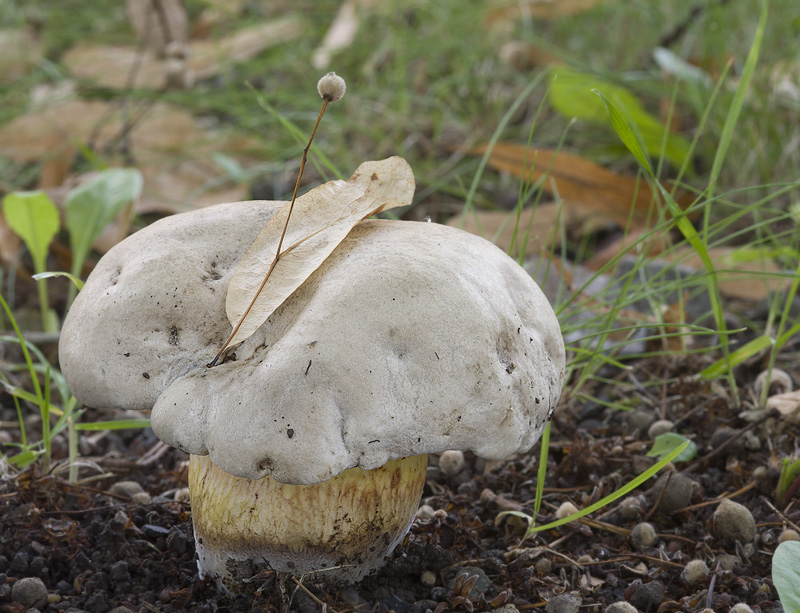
[1,354,799,613]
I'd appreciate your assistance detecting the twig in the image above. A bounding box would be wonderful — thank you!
[761,496,800,533]
[208,74,346,367]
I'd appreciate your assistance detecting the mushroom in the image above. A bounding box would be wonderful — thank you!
[60,197,565,589]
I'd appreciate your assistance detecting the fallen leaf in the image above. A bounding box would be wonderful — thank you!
[584,228,677,270]
[62,17,301,89]
[499,40,563,71]
[767,390,800,423]
[126,0,189,56]
[446,203,580,258]
[0,28,44,83]
[661,246,791,301]
[461,142,690,229]
[225,157,415,349]
[0,99,110,162]
[0,99,258,214]
[313,0,360,70]
[137,159,249,214]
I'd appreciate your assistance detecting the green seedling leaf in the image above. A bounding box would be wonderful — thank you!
[648,433,697,463]
[8,448,43,468]
[75,419,151,431]
[2,191,60,274]
[32,271,85,290]
[593,89,653,175]
[549,66,691,170]
[773,541,800,613]
[65,168,143,280]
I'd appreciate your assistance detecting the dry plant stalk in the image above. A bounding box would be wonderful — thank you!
[208,73,346,367]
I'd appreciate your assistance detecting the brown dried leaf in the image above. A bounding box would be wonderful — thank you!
[62,17,301,89]
[225,157,415,348]
[499,40,563,71]
[126,0,189,56]
[661,246,790,301]
[446,203,580,258]
[767,390,800,423]
[312,0,359,70]
[462,142,686,230]
[0,99,257,213]
[0,28,44,83]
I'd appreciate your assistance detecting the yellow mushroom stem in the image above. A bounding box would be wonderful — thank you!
[188,453,428,591]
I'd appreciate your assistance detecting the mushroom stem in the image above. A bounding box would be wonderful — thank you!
[188,453,428,591]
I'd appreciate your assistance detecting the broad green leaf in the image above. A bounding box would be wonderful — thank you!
[549,66,691,170]
[225,157,415,350]
[773,541,800,613]
[65,168,143,278]
[647,433,697,463]
[2,191,60,274]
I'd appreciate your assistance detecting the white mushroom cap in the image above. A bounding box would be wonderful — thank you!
[60,201,565,485]
[59,201,276,411]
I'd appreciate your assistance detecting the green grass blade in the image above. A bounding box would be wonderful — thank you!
[526,441,689,534]
[705,0,768,202]
[75,419,151,431]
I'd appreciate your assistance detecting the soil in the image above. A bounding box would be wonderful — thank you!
[1,353,799,613]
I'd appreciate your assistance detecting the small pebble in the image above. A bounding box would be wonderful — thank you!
[683,559,709,585]
[648,420,674,439]
[651,471,695,515]
[729,605,755,613]
[714,553,737,571]
[626,409,656,435]
[604,603,637,613]
[415,504,435,519]
[108,480,146,499]
[619,496,645,521]
[545,592,581,613]
[555,501,578,520]
[630,522,658,551]
[630,580,664,611]
[779,529,799,543]
[11,576,48,609]
[712,499,756,547]
[131,491,152,505]
[420,570,436,587]
[438,450,466,476]
[535,557,552,575]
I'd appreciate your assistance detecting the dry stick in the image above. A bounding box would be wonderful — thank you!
[207,98,331,367]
